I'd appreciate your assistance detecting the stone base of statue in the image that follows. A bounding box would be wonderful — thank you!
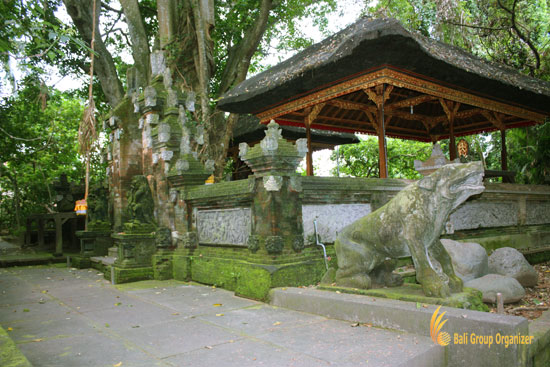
[111,232,155,283]
[318,282,488,311]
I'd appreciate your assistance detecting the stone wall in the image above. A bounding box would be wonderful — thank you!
[183,177,550,250]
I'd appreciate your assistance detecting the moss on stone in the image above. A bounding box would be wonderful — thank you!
[163,251,329,300]
[153,254,173,280]
[0,325,32,367]
[234,265,272,300]
[112,266,154,284]
[172,255,192,281]
[70,256,91,269]
[318,283,489,311]
[191,257,238,290]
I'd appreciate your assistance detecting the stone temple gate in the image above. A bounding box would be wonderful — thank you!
[73,18,550,301]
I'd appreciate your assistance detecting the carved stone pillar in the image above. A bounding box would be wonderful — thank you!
[240,121,307,255]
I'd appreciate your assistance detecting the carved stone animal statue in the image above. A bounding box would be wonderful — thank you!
[334,162,485,298]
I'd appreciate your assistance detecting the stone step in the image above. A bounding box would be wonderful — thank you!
[90,256,116,267]
[270,287,528,367]
[108,247,118,258]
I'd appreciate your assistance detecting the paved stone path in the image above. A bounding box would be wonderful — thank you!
[0,266,438,366]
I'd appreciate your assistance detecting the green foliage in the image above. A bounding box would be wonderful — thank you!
[331,136,432,179]
[364,0,550,80]
[0,0,92,92]
[506,122,550,184]
[0,78,106,231]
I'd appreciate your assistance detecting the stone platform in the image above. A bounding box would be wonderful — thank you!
[0,266,442,367]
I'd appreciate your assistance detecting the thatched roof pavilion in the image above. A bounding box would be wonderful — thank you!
[218,17,550,177]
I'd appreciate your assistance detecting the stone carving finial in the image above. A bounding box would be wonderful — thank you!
[296,138,308,157]
[239,119,307,176]
[260,120,282,155]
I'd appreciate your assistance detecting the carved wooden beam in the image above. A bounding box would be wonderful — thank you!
[481,110,506,130]
[430,107,484,129]
[304,103,325,126]
[327,99,372,112]
[439,98,461,122]
[364,85,393,108]
[385,94,437,110]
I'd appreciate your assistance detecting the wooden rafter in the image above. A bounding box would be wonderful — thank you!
[305,103,325,126]
[481,110,506,130]
[257,68,547,125]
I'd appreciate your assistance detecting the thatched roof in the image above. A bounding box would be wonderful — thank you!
[218,18,550,117]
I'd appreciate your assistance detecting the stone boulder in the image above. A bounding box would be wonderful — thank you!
[488,247,538,287]
[441,239,488,282]
[464,274,525,304]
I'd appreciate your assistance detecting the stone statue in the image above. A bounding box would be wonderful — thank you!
[333,162,485,298]
[126,175,155,225]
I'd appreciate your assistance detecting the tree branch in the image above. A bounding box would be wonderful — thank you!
[442,19,507,32]
[496,0,540,70]
[120,0,151,85]
[101,2,123,14]
[218,0,275,95]
[63,0,124,107]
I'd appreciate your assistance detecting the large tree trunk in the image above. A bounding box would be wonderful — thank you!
[120,0,151,86]
[63,0,124,107]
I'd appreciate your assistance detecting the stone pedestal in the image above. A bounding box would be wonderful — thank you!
[72,230,113,269]
[111,233,155,283]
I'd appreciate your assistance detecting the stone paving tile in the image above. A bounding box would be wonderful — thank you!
[164,337,332,367]
[198,304,327,337]
[256,318,433,367]
[0,298,75,324]
[116,317,245,359]
[7,311,95,343]
[129,285,259,316]
[16,333,169,367]
[81,300,182,330]
[48,287,139,313]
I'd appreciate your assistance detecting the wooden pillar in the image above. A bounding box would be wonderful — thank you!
[54,215,63,256]
[364,85,393,179]
[440,99,460,161]
[304,103,325,177]
[37,217,45,247]
[449,119,457,161]
[306,124,313,176]
[377,110,388,179]
[501,129,508,171]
